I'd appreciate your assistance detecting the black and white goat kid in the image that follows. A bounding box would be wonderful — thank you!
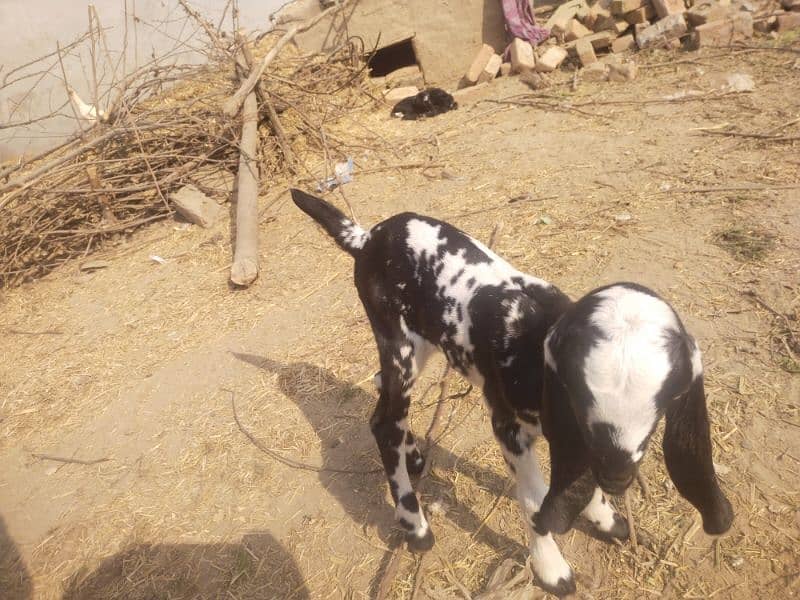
[538,282,734,594]
[290,190,733,596]
[292,191,618,583]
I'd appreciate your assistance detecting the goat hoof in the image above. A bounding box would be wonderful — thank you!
[407,450,425,476]
[406,528,435,553]
[537,573,576,598]
[597,513,630,543]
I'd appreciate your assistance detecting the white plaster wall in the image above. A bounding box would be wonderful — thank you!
[0,0,290,160]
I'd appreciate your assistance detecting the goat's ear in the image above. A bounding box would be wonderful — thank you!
[663,374,733,535]
[536,365,594,534]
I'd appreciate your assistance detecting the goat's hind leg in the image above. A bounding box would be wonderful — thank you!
[373,369,425,477]
[370,337,433,552]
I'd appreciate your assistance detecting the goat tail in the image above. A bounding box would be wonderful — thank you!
[290,189,368,258]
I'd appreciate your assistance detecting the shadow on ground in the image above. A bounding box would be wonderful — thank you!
[0,515,32,599]
[61,532,309,600]
[232,353,527,593]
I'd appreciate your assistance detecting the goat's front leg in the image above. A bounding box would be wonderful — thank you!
[581,486,629,541]
[370,346,432,552]
[491,413,576,596]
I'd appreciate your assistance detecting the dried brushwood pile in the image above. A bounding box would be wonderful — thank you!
[0,4,371,288]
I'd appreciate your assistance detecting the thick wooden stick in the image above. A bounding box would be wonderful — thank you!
[238,36,296,173]
[230,91,260,286]
[222,2,343,117]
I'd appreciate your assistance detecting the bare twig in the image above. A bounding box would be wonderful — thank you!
[660,183,800,194]
[625,489,638,548]
[376,544,405,600]
[228,389,381,474]
[222,1,345,116]
[31,453,110,465]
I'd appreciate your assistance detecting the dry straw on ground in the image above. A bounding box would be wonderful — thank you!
[0,0,372,288]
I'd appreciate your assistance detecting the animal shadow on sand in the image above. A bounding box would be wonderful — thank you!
[0,515,32,600]
[61,532,309,600]
[233,354,549,591]
[232,354,620,594]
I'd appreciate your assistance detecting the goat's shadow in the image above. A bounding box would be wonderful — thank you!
[232,354,528,589]
[61,532,309,599]
[0,515,32,600]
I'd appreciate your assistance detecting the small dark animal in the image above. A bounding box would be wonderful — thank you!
[391,87,457,120]
[289,190,733,597]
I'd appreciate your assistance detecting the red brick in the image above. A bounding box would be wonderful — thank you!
[509,38,536,73]
[477,54,502,84]
[612,33,637,51]
[652,0,686,19]
[636,14,688,48]
[576,38,598,65]
[464,44,496,85]
[777,11,800,30]
[691,12,753,46]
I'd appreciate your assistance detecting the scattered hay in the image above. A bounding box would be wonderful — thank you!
[0,5,374,288]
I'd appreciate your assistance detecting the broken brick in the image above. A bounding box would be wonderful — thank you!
[608,60,639,81]
[535,46,569,72]
[170,185,221,228]
[582,62,610,80]
[636,14,688,48]
[499,62,513,77]
[566,18,594,40]
[691,12,753,46]
[625,3,656,23]
[478,53,502,84]
[612,0,646,16]
[510,38,536,73]
[566,30,617,50]
[613,18,631,33]
[576,38,598,65]
[548,0,589,34]
[652,0,686,19]
[612,33,637,51]
[585,0,612,28]
[464,44,496,85]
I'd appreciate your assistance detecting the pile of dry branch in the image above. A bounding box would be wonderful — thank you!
[0,1,372,288]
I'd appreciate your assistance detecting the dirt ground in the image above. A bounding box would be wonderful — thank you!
[1,44,799,599]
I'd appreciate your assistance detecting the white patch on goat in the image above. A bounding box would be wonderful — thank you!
[543,330,558,371]
[581,487,618,533]
[404,220,552,376]
[340,219,369,250]
[689,337,703,381]
[584,286,678,460]
[393,418,429,537]
[503,444,547,518]
[529,532,573,587]
[406,219,445,260]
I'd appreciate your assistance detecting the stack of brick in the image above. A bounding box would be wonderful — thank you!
[453,0,800,90]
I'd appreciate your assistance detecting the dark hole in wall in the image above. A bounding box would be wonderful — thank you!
[367,38,417,77]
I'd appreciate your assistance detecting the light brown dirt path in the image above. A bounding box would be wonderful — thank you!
[1,47,798,599]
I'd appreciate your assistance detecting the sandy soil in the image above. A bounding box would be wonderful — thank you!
[1,44,799,599]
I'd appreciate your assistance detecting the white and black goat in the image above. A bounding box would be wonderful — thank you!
[536,282,734,594]
[290,190,733,596]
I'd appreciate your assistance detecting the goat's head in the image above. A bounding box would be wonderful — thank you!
[540,283,733,536]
